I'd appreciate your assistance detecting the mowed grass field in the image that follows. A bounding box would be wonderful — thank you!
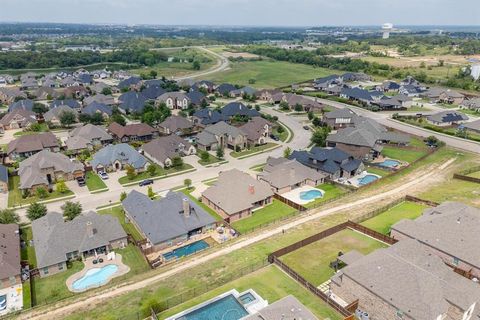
[204,59,340,88]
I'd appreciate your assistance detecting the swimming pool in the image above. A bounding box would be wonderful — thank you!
[72,264,118,291]
[176,294,248,320]
[239,292,256,304]
[163,240,210,261]
[378,159,401,168]
[299,189,324,201]
[359,174,379,185]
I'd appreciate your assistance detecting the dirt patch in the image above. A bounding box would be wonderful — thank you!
[221,51,260,59]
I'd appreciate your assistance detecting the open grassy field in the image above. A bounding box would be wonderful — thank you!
[360,201,429,234]
[156,265,342,320]
[204,59,339,88]
[231,199,298,234]
[280,229,388,286]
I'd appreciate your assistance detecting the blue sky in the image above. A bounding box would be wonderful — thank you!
[0,0,478,26]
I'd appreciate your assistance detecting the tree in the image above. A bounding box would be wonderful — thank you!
[149,70,158,79]
[192,61,201,70]
[55,179,68,193]
[283,147,292,158]
[32,103,48,115]
[276,125,284,134]
[0,209,19,224]
[184,178,192,190]
[90,112,105,125]
[111,113,126,126]
[279,101,290,111]
[27,202,47,221]
[59,110,77,127]
[35,186,48,199]
[101,87,112,95]
[294,103,303,112]
[147,186,155,199]
[120,191,127,202]
[426,135,439,146]
[311,127,330,147]
[125,165,136,180]
[307,111,314,121]
[78,113,91,123]
[216,148,224,160]
[200,151,210,162]
[62,201,82,221]
[147,164,157,176]
[172,156,184,168]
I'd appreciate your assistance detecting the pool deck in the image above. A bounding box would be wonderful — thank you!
[346,172,382,188]
[371,156,407,169]
[66,253,130,293]
[281,185,325,205]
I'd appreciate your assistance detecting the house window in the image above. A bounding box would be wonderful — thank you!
[58,263,64,271]
[453,257,459,266]
[43,267,49,275]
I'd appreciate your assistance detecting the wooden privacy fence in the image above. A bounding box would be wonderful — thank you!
[404,195,439,207]
[453,173,480,184]
[273,193,307,211]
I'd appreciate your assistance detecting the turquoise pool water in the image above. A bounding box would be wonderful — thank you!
[359,175,379,185]
[379,159,401,168]
[72,264,118,291]
[163,240,210,261]
[176,294,248,320]
[239,292,256,304]
[299,189,323,201]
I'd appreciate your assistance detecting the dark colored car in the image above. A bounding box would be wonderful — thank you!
[270,134,280,141]
[139,179,154,187]
[303,125,310,130]
[77,177,86,187]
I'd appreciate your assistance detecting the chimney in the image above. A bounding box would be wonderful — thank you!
[183,198,191,218]
[248,184,255,195]
[86,221,94,238]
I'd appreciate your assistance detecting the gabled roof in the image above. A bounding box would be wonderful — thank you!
[158,115,194,132]
[108,122,156,139]
[427,111,468,123]
[186,90,206,105]
[324,108,357,120]
[118,76,142,89]
[289,147,361,175]
[216,83,236,95]
[82,101,113,116]
[91,143,148,170]
[0,224,20,280]
[83,94,115,106]
[8,132,59,155]
[259,158,326,189]
[239,117,272,141]
[327,126,378,147]
[142,135,193,164]
[192,109,226,126]
[122,190,215,245]
[221,102,260,118]
[8,99,34,112]
[341,87,385,102]
[0,109,36,127]
[118,92,147,112]
[44,104,78,122]
[243,295,318,320]
[66,124,112,151]
[141,85,166,100]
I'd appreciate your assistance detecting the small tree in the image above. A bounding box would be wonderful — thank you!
[216,148,224,160]
[32,103,48,115]
[283,147,292,158]
[55,179,68,194]
[311,127,331,147]
[279,101,290,111]
[59,110,77,128]
[192,61,201,70]
[426,135,439,146]
[149,70,158,79]
[101,87,112,95]
[35,186,48,199]
[200,151,210,162]
[0,209,19,224]
[294,104,303,112]
[147,186,155,199]
[172,156,184,168]
[62,201,82,221]
[27,202,47,221]
[125,165,137,180]
[307,111,314,121]
[184,178,192,190]
[147,164,157,176]
[276,125,284,134]
[120,191,127,202]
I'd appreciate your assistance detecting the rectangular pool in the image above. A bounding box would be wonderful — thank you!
[176,294,248,320]
[163,240,210,261]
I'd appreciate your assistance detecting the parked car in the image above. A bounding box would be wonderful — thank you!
[303,125,310,130]
[139,179,154,186]
[98,171,109,180]
[270,134,280,141]
[76,177,86,187]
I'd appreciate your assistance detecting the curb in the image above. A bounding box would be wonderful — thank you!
[120,168,197,187]
[9,194,76,209]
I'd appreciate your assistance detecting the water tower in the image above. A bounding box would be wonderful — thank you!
[382,23,393,39]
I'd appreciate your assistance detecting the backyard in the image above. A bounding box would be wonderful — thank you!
[279,229,388,286]
[360,201,430,234]
[98,205,144,241]
[231,199,297,234]
[20,227,37,268]
[85,171,108,193]
[304,183,349,209]
[382,145,428,163]
[118,163,194,184]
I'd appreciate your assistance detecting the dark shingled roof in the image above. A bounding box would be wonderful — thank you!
[0,224,20,280]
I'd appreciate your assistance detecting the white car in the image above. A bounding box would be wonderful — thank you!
[98,171,109,180]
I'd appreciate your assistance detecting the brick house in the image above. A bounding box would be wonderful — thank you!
[7,132,60,160]
[107,122,158,143]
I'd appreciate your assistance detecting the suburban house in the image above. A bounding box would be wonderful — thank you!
[8,100,34,113]
[31,211,127,278]
[239,117,272,146]
[0,87,26,104]
[426,111,469,126]
[158,115,195,136]
[330,239,480,320]
[423,88,465,105]
[157,92,191,110]
[221,102,261,119]
[461,98,480,111]
[191,80,215,93]
[83,94,115,106]
[142,135,196,168]
[34,87,59,100]
[186,90,207,107]
[118,76,143,90]
[7,132,60,160]
[290,147,363,179]
[50,99,81,110]
[340,87,385,105]
[202,169,274,222]
[90,143,148,173]
[141,85,166,100]
[0,224,22,315]
[391,202,480,279]
[0,164,8,193]
[0,109,37,132]
[118,91,146,113]
[322,108,357,130]
[82,102,113,119]
[376,80,400,92]
[65,124,113,153]
[461,119,480,134]
[196,121,248,151]
[18,150,84,192]
[258,157,326,193]
[63,86,88,99]
[216,83,236,96]
[280,93,324,112]
[372,94,413,110]
[399,84,424,97]
[44,105,78,126]
[255,89,282,101]
[230,86,257,98]
[122,190,216,252]
[108,122,158,143]
[192,109,227,127]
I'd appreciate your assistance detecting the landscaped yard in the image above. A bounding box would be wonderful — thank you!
[20,227,37,268]
[280,229,388,286]
[304,183,349,209]
[98,205,144,241]
[118,163,194,184]
[197,154,224,166]
[13,123,50,136]
[113,244,151,278]
[85,171,108,192]
[365,166,390,177]
[230,142,278,158]
[231,200,297,234]
[180,187,223,221]
[382,146,428,163]
[8,175,74,208]
[360,201,429,234]
[156,265,342,320]
[23,280,32,309]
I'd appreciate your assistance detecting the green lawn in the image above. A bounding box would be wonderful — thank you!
[180,187,223,221]
[249,163,266,172]
[280,229,388,286]
[20,227,37,268]
[365,166,390,177]
[360,201,429,234]
[23,280,32,309]
[382,146,428,163]
[230,143,278,158]
[98,206,144,241]
[13,123,50,136]
[157,265,342,320]
[204,59,340,89]
[197,154,224,166]
[8,175,74,208]
[118,164,194,184]
[85,171,108,192]
[231,200,297,234]
[272,122,290,142]
[304,183,349,209]
[113,244,150,278]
